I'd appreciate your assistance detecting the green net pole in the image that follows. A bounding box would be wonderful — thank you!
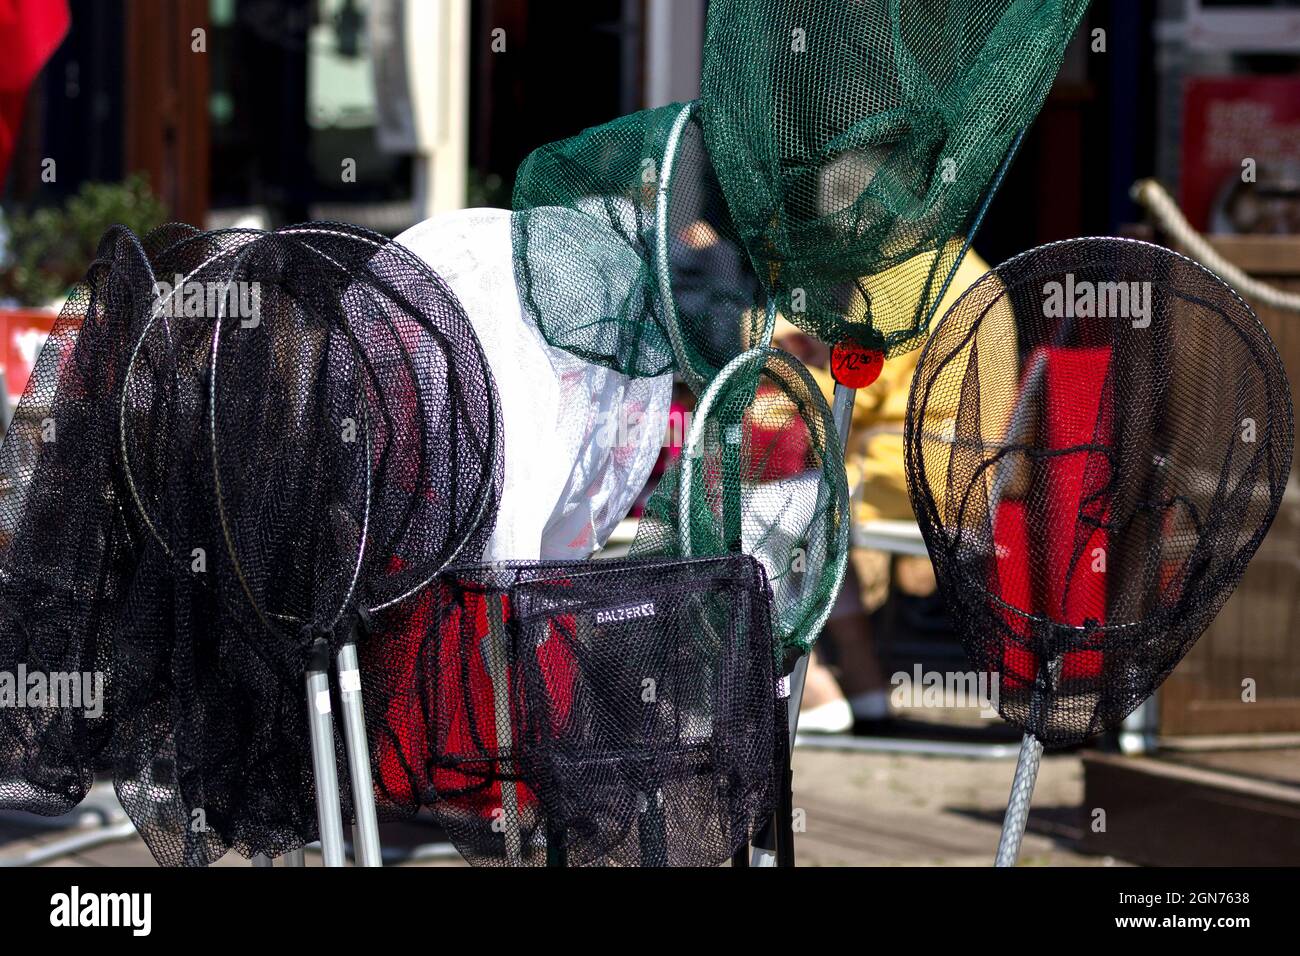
[757,126,1029,866]
[748,382,856,867]
[786,378,858,705]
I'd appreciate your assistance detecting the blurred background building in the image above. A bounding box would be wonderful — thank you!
[3,0,707,229]
[7,2,1300,277]
[0,2,1286,234]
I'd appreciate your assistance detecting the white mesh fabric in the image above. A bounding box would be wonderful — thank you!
[397,208,670,560]
[397,208,571,561]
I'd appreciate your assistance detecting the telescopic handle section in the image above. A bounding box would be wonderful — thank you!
[994,733,1044,867]
[995,654,1062,866]
[830,384,856,453]
[783,383,855,740]
[305,639,347,867]
[337,641,383,866]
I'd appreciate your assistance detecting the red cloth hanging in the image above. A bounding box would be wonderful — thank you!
[0,0,69,186]
[370,577,579,820]
[994,499,1036,689]
[1042,347,1112,679]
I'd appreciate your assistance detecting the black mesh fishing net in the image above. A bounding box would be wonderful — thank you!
[0,226,154,817]
[1,222,504,865]
[363,553,781,867]
[700,0,1089,358]
[906,238,1294,747]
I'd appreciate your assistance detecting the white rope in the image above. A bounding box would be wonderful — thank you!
[1131,179,1300,314]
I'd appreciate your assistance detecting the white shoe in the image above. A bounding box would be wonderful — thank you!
[798,697,853,734]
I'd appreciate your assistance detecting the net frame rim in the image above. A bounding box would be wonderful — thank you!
[904,233,1296,645]
[655,100,702,392]
[655,99,778,392]
[116,223,503,626]
[680,344,849,650]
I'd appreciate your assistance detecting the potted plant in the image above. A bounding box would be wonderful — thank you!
[0,175,166,404]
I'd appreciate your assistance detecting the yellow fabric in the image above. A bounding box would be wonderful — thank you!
[777,245,1016,524]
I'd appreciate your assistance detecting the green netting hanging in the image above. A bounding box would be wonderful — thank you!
[631,347,849,653]
[700,0,1090,358]
[512,101,767,390]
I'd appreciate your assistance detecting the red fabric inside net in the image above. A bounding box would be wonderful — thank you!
[369,583,578,819]
[995,346,1113,689]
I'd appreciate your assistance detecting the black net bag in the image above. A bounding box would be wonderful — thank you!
[0,226,157,817]
[153,223,501,614]
[700,0,1090,358]
[363,554,781,867]
[905,238,1294,749]
[107,221,501,865]
[512,101,768,391]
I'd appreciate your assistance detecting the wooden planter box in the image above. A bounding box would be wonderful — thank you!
[1082,751,1300,865]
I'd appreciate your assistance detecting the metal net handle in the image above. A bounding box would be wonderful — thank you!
[994,733,1043,867]
[994,652,1063,866]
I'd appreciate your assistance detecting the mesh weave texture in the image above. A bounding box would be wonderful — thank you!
[512,102,767,388]
[632,348,849,652]
[398,207,672,561]
[364,554,781,867]
[0,227,154,818]
[700,0,1089,356]
[905,237,1294,746]
[122,222,501,864]
[1,223,504,865]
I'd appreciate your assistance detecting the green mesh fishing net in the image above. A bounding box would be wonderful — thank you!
[700,0,1090,357]
[510,0,1086,658]
[631,348,849,653]
[512,101,766,390]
